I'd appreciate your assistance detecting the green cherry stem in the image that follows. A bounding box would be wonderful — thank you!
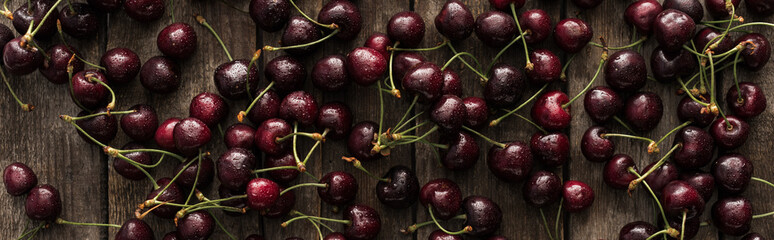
[751,177,774,218]
[65,110,135,121]
[653,121,693,148]
[612,116,637,134]
[342,156,390,182]
[0,66,34,111]
[485,32,528,75]
[67,56,89,111]
[462,125,506,148]
[374,82,386,153]
[26,0,62,37]
[238,81,276,122]
[429,207,472,235]
[1,0,11,19]
[209,210,237,240]
[15,222,45,240]
[589,37,648,50]
[441,51,483,75]
[302,128,329,165]
[509,112,548,134]
[539,208,555,240]
[645,230,669,240]
[87,76,116,110]
[727,21,774,32]
[287,0,337,29]
[280,183,328,195]
[387,42,400,97]
[392,95,420,132]
[152,155,200,203]
[628,144,683,193]
[732,50,743,102]
[196,14,233,61]
[510,3,533,71]
[677,78,710,107]
[56,21,104,70]
[245,50,261,100]
[55,218,121,228]
[114,148,186,162]
[282,215,351,228]
[680,211,687,240]
[252,165,299,174]
[629,167,670,226]
[389,40,448,52]
[183,155,203,205]
[275,131,325,143]
[395,120,430,137]
[291,122,304,172]
[599,133,655,150]
[59,115,107,147]
[291,210,336,233]
[490,83,549,126]
[554,199,563,240]
[560,54,576,81]
[264,29,340,52]
[447,42,488,84]
[400,214,467,234]
[561,50,608,109]
[394,111,425,134]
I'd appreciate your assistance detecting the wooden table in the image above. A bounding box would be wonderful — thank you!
[1,0,772,239]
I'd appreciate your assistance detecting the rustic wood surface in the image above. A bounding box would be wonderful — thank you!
[1,0,773,239]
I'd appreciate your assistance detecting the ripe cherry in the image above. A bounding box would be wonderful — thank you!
[218,185,247,216]
[520,9,552,44]
[12,0,58,38]
[279,91,319,126]
[364,32,392,59]
[317,0,362,40]
[653,9,695,52]
[347,121,381,161]
[115,218,154,240]
[3,162,37,196]
[583,86,623,123]
[530,132,569,168]
[100,48,140,85]
[0,24,13,56]
[440,131,480,170]
[737,33,771,71]
[71,70,109,109]
[123,0,165,22]
[265,186,295,218]
[177,211,215,240]
[40,44,82,84]
[710,115,750,149]
[727,82,767,119]
[318,171,358,205]
[605,50,647,92]
[671,126,714,169]
[746,0,774,15]
[113,142,153,181]
[580,126,614,162]
[162,232,179,240]
[623,92,663,132]
[694,27,733,53]
[553,18,592,53]
[429,230,462,240]
[392,52,425,81]
[434,0,474,41]
[387,11,425,47]
[215,59,260,99]
[474,11,515,48]
[441,70,463,97]
[489,0,525,10]
[712,196,752,236]
[618,221,657,240]
[679,171,714,201]
[562,180,594,212]
[312,54,350,92]
[255,118,292,156]
[487,141,533,183]
[641,162,679,195]
[531,90,570,131]
[4,37,44,75]
[462,195,502,237]
[174,156,214,189]
[225,123,255,149]
[376,165,419,209]
[420,178,462,220]
[157,22,197,59]
[281,16,322,55]
[431,95,467,130]
[522,171,562,208]
[711,153,753,195]
[462,97,488,129]
[661,215,700,240]
[246,178,280,211]
[346,47,387,86]
[603,154,638,189]
[676,95,713,127]
[140,56,180,94]
[25,184,61,221]
[661,180,704,219]
[264,153,299,183]
[145,177,184,219]
[625,0,663,34]
[343,204,382,240]
[76,108,118,144]
[246,87,281,124]
[154,118,181,152]
[249,0,290,32]
[121,104,158,142]
[650,47,697,83]
[173,118,211,157]
[527,49,561,85]
[316,101,353,140]
[662,0,703,23]
[485,63,525,107]
[402,62,444,103]
[706,0,741,18]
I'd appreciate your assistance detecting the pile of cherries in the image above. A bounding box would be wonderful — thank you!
[2,0,774,239]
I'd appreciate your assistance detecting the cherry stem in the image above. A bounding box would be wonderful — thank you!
[66,110,134,121]
[252,165,299,174]
[153,153,207,203]
[196,14,233,61]
[490,83,549,126]
[0,66,34,111]
[86,76,116,110]
[388,42,400,96]
[376,82,386,149]
[555,199,563,239]
[393,95,419,132]
[653,121,693,148]
[401,214,466,234]
[560,54,576,81]
[168,0,175,23]
[55,218,121,228]
[628,144,682,193]
[510,112,548,134]
[183,155,203,205]
[600,133,654,146]
[60,116,107,147]
[287,0,337,29]
[302,128,328,165]
[209,210,237,240]
[447,42,488,83]
[708,51,717,105]
[428,207,472,235]
[115,148,186,162]
[510,3,533,71]
[539,208,555,240]
[752,177,774,189]
[441,51,482,74]
[282,215,351,228]
[265,29,340,52]
[732,50,743,103]
[27,0,62,37]
[291,122,305,172]
[276,131,324,143]
[56,21,104,71]
[389,40,448,52]
[612,116,637,134]
[396,120,430,137]
[280,182,327,195]
[342,157,390,182]
[645,230,669,240]
[67,57,89,112]
[16,222,45,240]
[728,22,774,32]
[394,111,425,134]
[245,50,261,100]
[589,37,648,50]
[682,44,740,58]
[677,78,710,107]
[680,211,687,240]
[485,32,527,75]
[239,81,276,122]
[753,211,774,219]
[462,125,506,148]
[388,125,438,147]
[562,49,607,109]
[2,0,10,20]
[629,167,670,227]
[291,210,335,233]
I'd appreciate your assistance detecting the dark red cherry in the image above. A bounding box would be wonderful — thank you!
[562,180,594,212]
[429,230,463,240]
[487,141,533,183]
[279,91,319,126]
[712,196,752,236]
[145,177,184,218]
[618,221,658,240]
[264,56,306,91]
[324,232,346,240]
[694,27,733,53]
[531,90,570,131]
[71,70,109,109]
[474,11,516,48]
[347,121,381,161]
[530,132,570,168]
[0,24,13,57]
[434,0,474,41]
[318,171,358,205]
[485,63,525,107]
[462,97,488,129]
[712,153,753,195]
[3,37,44,75]
[605,50,647,92]
[346,47,386,86]
[312,54,350,92]
[522,171,562,208]
[727,82,767,119]
[527,49,561,85]
[218,185,247,214]
[40,44,82,84]
[710,116,749,149]
[123,0,165,22]
[115,218,154,240]
[520,9,552,44]
[641,162,679,195]
[402,62,444,103]
[736,33,771,71]
[162,231,179,239]
[679,171,714,201]
[140,56,180,94]
[344,204,381,240]
[441,69,463,97]
[3,162,37,196]
[653,9,696,52]
[624,92,663,132]
[120,104,158,142]
[113,142,153,181]
[157,22,197,59]
[706,0,741,18]
[315,101,352,140]
[603,154,638,189]
[264,153,299,184]
[662,180,704,219]
[100,48,141,85]
[364,32,392,59]
[75,108,118,144]
[663,0,704,23]
[553,18,592,53]
[376,165,419,209]
[215,59,260,99]
[462,195,502,237]
[173,117,212,157]
[583,86,623,123]
[671,126,714,169]
[281,16,322,55]
[746,0,774,15]
[489,0,525,10]
[419,178,462,220]
[650,47,697,83]
[88,0,122,12]
[625,0,663,34]
[174,156,214,189]
[581,126,614,162]
[440,131,480,170]
[742,233,766,240]
[177,211,214,240]
[246,178,280,210]
[255,118,292,156]
[245,234,266,240]
[677,95,713,127]
[25,184,61,221]
[249,0,290,32]
[155,117,181,152]
[189,92,228,127]
[431,95,467,130]
[393,52,425,81]
[12,0,58,38]
[246,87,281,124]
[225,123,255,149]
[387,11,425,47]
[317,0,362,40]
[265,186,295,218]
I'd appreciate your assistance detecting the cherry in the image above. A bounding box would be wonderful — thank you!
[113,142,153,181]
[225,123,255,149]
[317,0,362,41]
[531,90,570,131]
[3,162,37,196]
[662,180,704,219]
[174,156,214,189]
[736,33,771,71]
[706,0,741,18]
[583,86,622,123]
[364,32,392,59]
[245,234,266,240]
[747,0,774,15]
[316,101,353,140]
[100,48,141,85]
[120,104,158,142]
[489,0,525,10]
[434,0,474,41]
[76,108,118,144]
[694,27,733,53]
[279,91,319,126]
[343,204,381,240]
[324,233,346,240]
[387,11,425,47]
[519,9,552,44]
[3,37,44,75]
[0,24,13,56]
[264,153,299,183]
[474,11,516,48]
[660,215,699,240]
[173,117,211,157]
[246,87,281,124]
[653,9,695,52]
[650,47,697,83]
[679,171,714,201]
[562,180,594,212]
[487,141,533,183]
[485,63,525,107]
[522,171,562,208]
[392,52,425,81]
[59,3,97,38]
[88,0,122,12]
[347,121,381,161]
[115,218,154,240]
[676,95,713,127]
[155,117,181,152]
[162,232,179,240]
[376,165,419,209]
[420,178,462,220]
[711,153,753,195]
[442,70,462,97]
[218,185,247,216]
[312,54,350,92]
[25,184,61,221]
[618,221,657,240]
[440,131,480,170]
[671,126,714,169]
[12,0,58,38]
[429,230,462,240]
[712,196,752,236]
[625,0,663,34]
[603,154,638,190]
[402,62,444,103]
[742,233,766,240]
[553,18,592,53]
[580,126,614,162]
[189,92,228,127]
[71,70,110,109]
[265,186,295,218]
[145,177,184,218]
[605,50,647,92]
[662,0,703,23]
[246,178,280,211]
[431,95,467,130]
[140,56,180,94]
[255,118,292,156]
[710,116,749,149]
[527,49,561,85]
[215,59,260,99]
[346,47,387,86]
[318,171,358,205]
[157,22,197,59]
[177,211,215,240]
[727,82,767,119]
[280,16,321,55]
[462,195,502,237]
[123,0,165,22]
[623,92,663,132]
[249,0,290,32]
[530,132,569,168]
[40,44,82,84]
[640,162,679,195]
[462,97,488,129]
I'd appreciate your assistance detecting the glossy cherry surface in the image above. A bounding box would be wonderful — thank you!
[623,92,663,132]
[144,178,184,219]
[75,108,118,144]
[376,165,419,209]
[315,101,353,140]
[346,47,387,86]
[281,16,322,55]
[343,204,381,240]
[173,117,212,157]
[712,153,753,195]
[583,86,623,123]
[140,56,180,94]
[463,97,488,129]
[364,32,392,59]
[434,0,474,41]
[114,142,153,181]
[527,49,561,84]
[387,11,425,47]
[177,211,215,240]
[157,22,197,59]
[431,95,467,130]
[246,178,280,210]
[215,59,260,99]
[224,123,255,149]
[653,9,695,52]
[402,62,444,103]
[618,221,658,240]
[520,9,552,44]
[530,132,569,168]
[462,195,502,237]
[115,218,154,240]
[124,0,165,22]
[487,141,533,183]
[679,171,714,201]
[603,154,638,190]
[650,47,697,83]
[712,196,752,236]
[4,37,45,75]
[101,48,141,85]
[317,0,362,40]
[641,162,679,195]
[710,116,750,149]
[580,126,614,162]
[249,0,290,32]
[71,70,109,109]
[40,44,82,84]
[553,18,592,53]
[12,0,58,38]
[662,0,704,22]
[485,63,524,107]
[3,162,37,196]
[522,171,562,208]
[562,180,594,212]
[676,95,713,127]
[624,0,663,34]
[671,126,714,169]
[661,180,704,219]
[347,121,381,161]
[121,104,158,142]
[605,50,647,92]
[255,118,292,156]
[312,54,350,92]
[279,91,319,126]
[474,11,516,48]
[440,131,480,170]
[318,171,358,205]
[727,82,767,119]
[174,156,214,189]
[155,118,181,152]
[419,178,461,220]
